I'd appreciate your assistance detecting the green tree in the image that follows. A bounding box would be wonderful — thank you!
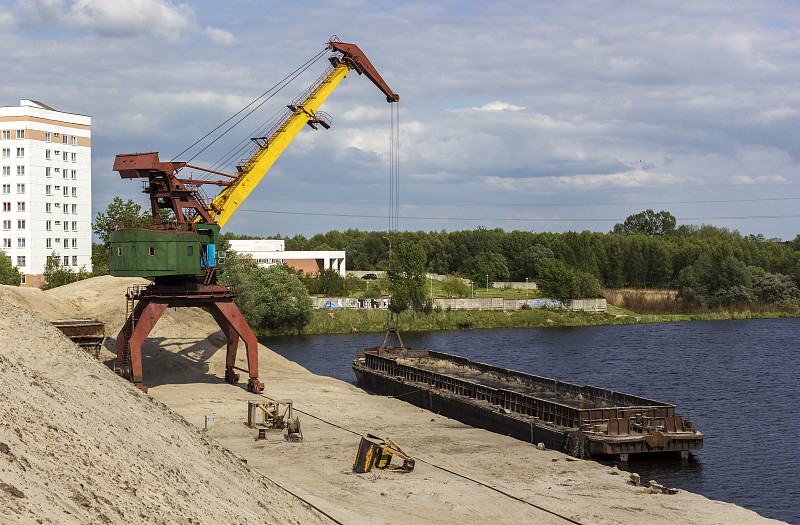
[537,260,579,304]
[575,270,601,298]
[218,249,258,290]
[388,241,428,314]
[0,250,21,286]
[92,197,152,246]
[751,272,799,304]
[312,267,346,296]
[613,209,676,236]
[441,275,470,298]
[460,251,510,284]
[42,252,79,290]
[91,242,109,276]
[514,244,554,281]
[237,265,312,332]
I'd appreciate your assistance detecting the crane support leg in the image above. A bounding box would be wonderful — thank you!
[116,283,263,394]
[208,301,264,393]
[117,299,168,393]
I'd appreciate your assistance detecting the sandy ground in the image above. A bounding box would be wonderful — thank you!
[0,276,786,524]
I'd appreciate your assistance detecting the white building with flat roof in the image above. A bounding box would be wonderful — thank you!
[228,239,345,277]
[0,99,92,286]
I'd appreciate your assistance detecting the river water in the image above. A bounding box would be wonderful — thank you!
[261,318,799,523]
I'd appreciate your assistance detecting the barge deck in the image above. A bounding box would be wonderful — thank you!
[353,346,703,461]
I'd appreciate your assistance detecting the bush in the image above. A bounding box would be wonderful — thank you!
[238,265,312,333]
[537,260,578,304]
[441,275,470,297]
[0,250,21,286]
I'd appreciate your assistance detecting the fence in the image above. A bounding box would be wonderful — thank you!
[313,296,606,312]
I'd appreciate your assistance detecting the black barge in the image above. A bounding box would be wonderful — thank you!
[353,346,703,461]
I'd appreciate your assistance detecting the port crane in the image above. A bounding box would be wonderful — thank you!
[111,39,399,393]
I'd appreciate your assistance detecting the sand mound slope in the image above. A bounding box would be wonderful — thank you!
[0,302,328,525]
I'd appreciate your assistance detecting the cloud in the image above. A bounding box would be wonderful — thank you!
[9,0,230,42]
[205,26,235,46]
[472,101,525,112]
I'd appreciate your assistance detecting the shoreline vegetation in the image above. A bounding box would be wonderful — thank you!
[257,290,799,336]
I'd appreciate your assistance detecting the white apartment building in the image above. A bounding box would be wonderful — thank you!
[0,99,92,287]
[228,239,346,277]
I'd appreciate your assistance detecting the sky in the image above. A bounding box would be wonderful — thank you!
[2,0,799,241]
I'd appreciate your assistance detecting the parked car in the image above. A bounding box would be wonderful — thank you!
[361,273,378,280]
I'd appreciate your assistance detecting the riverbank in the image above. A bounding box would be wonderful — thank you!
[0,276,784,524]
[261,305,798,335]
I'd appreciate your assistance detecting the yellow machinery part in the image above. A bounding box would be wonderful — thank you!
[208,63,351,227]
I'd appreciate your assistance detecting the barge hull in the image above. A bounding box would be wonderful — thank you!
[353,348,703,460]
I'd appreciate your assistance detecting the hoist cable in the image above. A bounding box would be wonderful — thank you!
[171,48,328,165]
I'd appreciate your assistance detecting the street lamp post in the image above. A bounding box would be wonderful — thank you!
[486,274,489,293]
[470,281,474,298]
[526,277,529,299]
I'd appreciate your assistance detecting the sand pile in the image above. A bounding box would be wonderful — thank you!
[0,297,328,524]
[0,277,786,524]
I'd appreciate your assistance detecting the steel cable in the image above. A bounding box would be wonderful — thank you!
[256,392,585,524]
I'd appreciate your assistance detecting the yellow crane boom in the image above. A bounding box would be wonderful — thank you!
[207,39,399,227]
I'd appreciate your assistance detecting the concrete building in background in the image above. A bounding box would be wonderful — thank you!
[228,239,345,277]
[0,100,92,286]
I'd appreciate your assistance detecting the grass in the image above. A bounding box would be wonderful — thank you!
[254,287,799,336]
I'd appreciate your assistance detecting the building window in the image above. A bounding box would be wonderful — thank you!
[71,239,77,249]
[2,130,9,140]
[17,219,25,229]
[71,136,76,146]
[46,220,51,231]
[63,169,68,179]
[63,256,69,266]
[16,184,24,194]
[63,221,68,231]
[71,153,76,163]
[16,202,24,211]
[2,238,9,248]
[71,170,76,179]
[2,149,9,158]
[62,134,68,144]
[46,150,51,160]
[17,238,25,248]
[16,166,24,175]
[2,167,9,176]
[17,256,25,267]
[71,187,77,197]
[71,204,76,214]
[46,167,51,177]
[117,247,122,256]
[2,202,9,212]
[1,184,8,194]
[46,202,51,213]
[63,203,68,214]
[16,148,24,157]
[63,238,68,248]
[63,186,68,196]
[2,220,10,230]
[62,151,68,161]
[45,131,51,142]
[46,238,52,248]
[149,246,155,256]
[46,185,52,195]
[71,221,77,230]
[72,255,77,266]
[16,130,24,139]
